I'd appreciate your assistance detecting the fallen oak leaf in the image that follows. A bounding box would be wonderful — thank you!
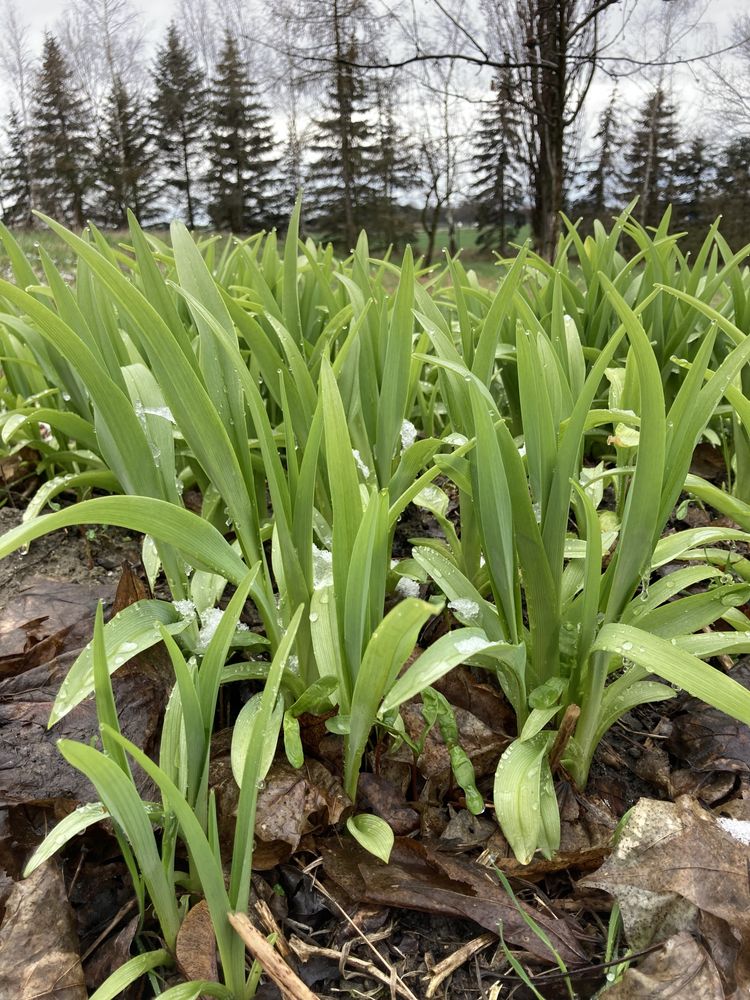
[603,931,724,999]
[0,860,87,1000]
[581,796,750,995]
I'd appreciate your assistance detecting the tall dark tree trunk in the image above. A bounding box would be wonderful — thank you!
[182,131,195,228]
[332,0,357,248]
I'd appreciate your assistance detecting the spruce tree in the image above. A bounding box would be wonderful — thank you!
[307,42,373,247]
[621,87,680,229]
[472,72,525,252]
[205,34,277,232]
[671,137,716,245]
[29,33,93,227]
[278,113,304,222]
[150,23,208,228]
[579,89,622,225]
[95,77,159,227]
[713,137,750,251]
[1,107,33,227]
[362,79,416,248]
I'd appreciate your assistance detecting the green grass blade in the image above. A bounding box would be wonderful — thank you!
[58,740,181,949]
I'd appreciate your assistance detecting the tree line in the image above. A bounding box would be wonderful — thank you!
[0,0,748,257]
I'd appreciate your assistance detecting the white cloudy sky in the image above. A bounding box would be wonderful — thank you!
[22,0,169,35]
[6,0,750,150]
[17,0,744,54]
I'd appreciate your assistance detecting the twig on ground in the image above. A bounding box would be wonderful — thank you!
[228,911,319,1000]
[424,931,496,998]
[301,856,420,1000]
[290,936,418,1000]
[255,898,293,960]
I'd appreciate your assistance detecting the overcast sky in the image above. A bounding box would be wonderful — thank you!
[6,0,749,150]
[23,0,169,37]
[17,0,744,49]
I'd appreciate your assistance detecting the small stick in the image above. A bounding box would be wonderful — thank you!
[290,937,417,1000]
[425,932,496,998]
[254,898,292,960]
[549,703,580,774]
[228,912,319,1000]
[302,858,420,1000]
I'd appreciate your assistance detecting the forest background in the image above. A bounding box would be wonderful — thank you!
[1,0,749,264]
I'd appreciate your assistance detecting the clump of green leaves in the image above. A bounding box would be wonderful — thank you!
[2,200,750,954]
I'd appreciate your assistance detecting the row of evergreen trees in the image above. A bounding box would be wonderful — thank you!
[472,83,750,252]
[3,18,749,250]
[0,22,415,246]
[576,87,750,250]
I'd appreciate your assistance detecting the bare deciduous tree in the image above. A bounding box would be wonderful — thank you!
[177,0,220,76]
[416,55,465,265]
[0,1,34,126]
[56,0,147,109]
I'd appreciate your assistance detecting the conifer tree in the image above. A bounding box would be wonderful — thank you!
[30,33,93,227]
[95,77,159,226]
[579,89,622,224]
[150,23,208,227]
[362,78,416,248]
[205,34,277,231]
[621,87,680,228]
[1,107,33,227]
[308,49,373,246]
[713,137,750,251]
[672,136,715,242]
[472,72,525,251]
[278,113,304,222]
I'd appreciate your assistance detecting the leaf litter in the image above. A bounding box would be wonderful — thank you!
[3,510,750,996]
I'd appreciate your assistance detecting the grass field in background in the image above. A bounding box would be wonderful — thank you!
[0,223,513,287]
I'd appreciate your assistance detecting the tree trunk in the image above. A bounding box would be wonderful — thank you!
[332,0,357,248]
[182,129,195,229]
[532,0,568,260]
[422,200,440,266]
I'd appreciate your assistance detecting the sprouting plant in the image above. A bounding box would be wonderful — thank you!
[415,275,750,862]
[3,202,750,888]
[25,586,302,998]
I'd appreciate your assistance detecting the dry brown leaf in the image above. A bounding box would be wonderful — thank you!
[400,702,507,782]
[0,860,86,999]
[212,752,351,867]
[582,797,750,996]
[603,932,724,999]
[432,666,515,735]
[667,660,750,774]
[358,773,419,835]
[176,900,218,984]
[111,560,152,613]
[319,836,587,966]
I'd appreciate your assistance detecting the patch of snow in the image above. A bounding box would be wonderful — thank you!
[718,817,750,846]
[455,636,490,657]
[312,544,334,589]
[396,577,420,598]
[197,607,223,651]
[352,449,370,478]
[173,599,197,620]
[449,598,480,622]
[400,419,418,452]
